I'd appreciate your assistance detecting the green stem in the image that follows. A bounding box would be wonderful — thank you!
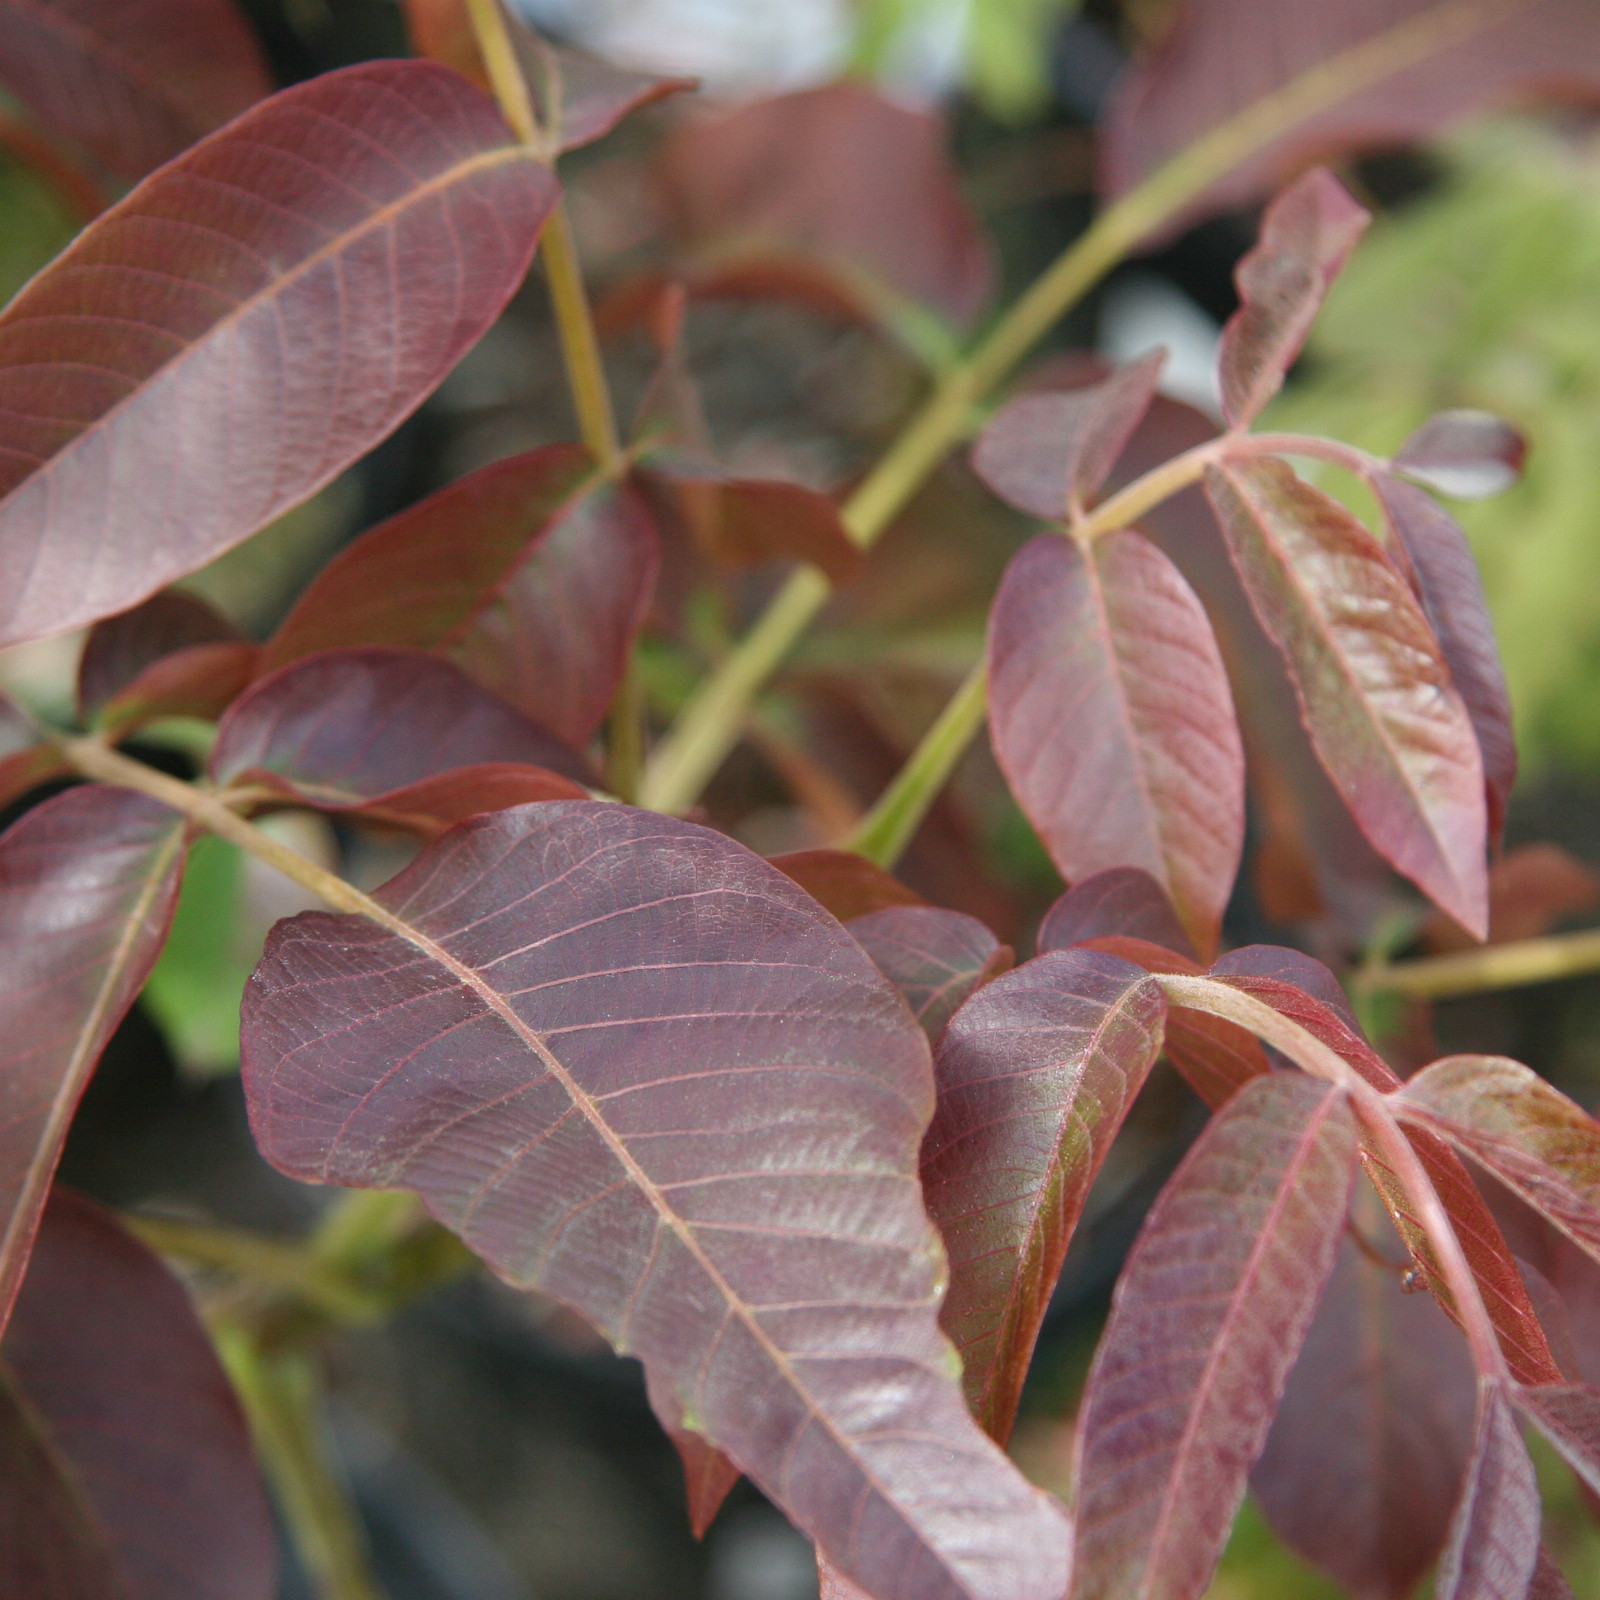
[540,200,622,467]
[218,1328,383,1600]
[463,0,540,147]
[638,0,1521,818]
[844,659,987,867]
[1356,927,1600,1001]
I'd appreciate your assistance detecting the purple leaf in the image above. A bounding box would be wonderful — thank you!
[1398,1055,1600,1267]
[1395,411,1527,501]
[848,906,1012,1045]
[988,529,1244,958]
[1531,1548,1576,1600]
[1205,457,1489,937]
[1,1187,275,1599]
[241,801,1071,1600]
[1374,472,1516,845]
[1098,0,1600,232]
[768,849,926,922]
[0,61,559,650]
[0,786,185,1335]
[0,690,65,812]
[0,0,270,182]
[266,450,659,751]
[209,649,592,824]
[922,949,1167,1441]
[1036,867,1196,961]
[971,354,1165,520]
[1514,1383,1600,1499]
[645,1366,740,1538]
[1070,1073,1358,1600]
[1250,1213,1479,1599]
[1217,168,1370,428]
[1209,945,1361,1031]
[1434,1379,1541,1600]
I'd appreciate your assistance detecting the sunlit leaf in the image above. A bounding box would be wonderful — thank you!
[241,801,1071,1600]
[848,906,1012,1045]
[0,61,559,649]
[1205,457,1489,936]
[922,948,1167,1441]
[1071,1072,1358,1600]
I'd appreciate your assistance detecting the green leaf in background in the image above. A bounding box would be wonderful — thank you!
[1266,119,1600,773]
[0,147,80,308]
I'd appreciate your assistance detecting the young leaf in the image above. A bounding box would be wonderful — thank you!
[210,649,592,824]
[1250,1215,1479,1600]
[0,1186,276,1599]
[1394,411,1528,501]
[1205,457,1489,937]
[1513,1383,1600,1499]
[267,452,659,751]
[0,0,270,182]
[767,849,926,922]
[0,61,559,650]
[658,82,993,325]
[848,906,1012,1045]
[0,786,185,1335]
[241,801,1072,1600]
[1036,867,1196,961]
[1398,1055,1600,1266]
[1374,472,1516,845]
[922,949,1167,1442]
[1434,1379,1541,1600]
[987,529,1245,958]
[1098,0,1600,229]
[971,354,1165,521]
[1070,1072,1359,1600]
[1217,168,1370,429]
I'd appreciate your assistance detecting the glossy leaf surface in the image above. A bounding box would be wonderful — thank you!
[0,1187,275,1599]
[1395,410,1528,501]
[0,61,558,649]
[1070,1073,1358,1600]
[768,849,926,922]
[1434,1379,1541,1600]
[1036,868,1195,961]
[1398,1055,1600,1265]
[1250,1212,1479,1599]
[1205,457,1488,936]
[211,650,589,827]
[988,529,1244,958]
[0,0,270,181]
[242,801,1071,1600]
[0,786,184,1335]
[971,354,1164,521]
[1375,472,1516,845]
[1217,168,1369,428]
[849,907,1012,1045]
[922,949,1165,1441]
[1099,0,1600,228]
[267,449,658,750]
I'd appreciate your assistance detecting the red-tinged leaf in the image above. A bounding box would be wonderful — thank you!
[0,61,559,650]
[1398,1055,1600,1266]
[0,1187,275,1600]
[1425,844,1600,955]
[1374,472,1517,844]
[971,354,1165,521]
[0,691,65,812]
[78,592,239,720]
[1205,457,1489,936]
[818,1557,874,1600]
[987,529,1245,958]
[325,763,588,837]
[1037,867,1196,961]
[0,786,185,1335]
[0,0,270,183]
[541,42,696,152]
[659,82,993,325]
[645,1367,740,1538]
[1514,1383,1600,1498]
[1098,0,1600,231]
[241,802,1072,1600]
[923,949,1168,1442]
[1531,1548,1576,1600]
[768,849,926,922]
[1435,1379,1541,1600]
[1395,410,1528,501]
[1218,168,1370,428]
[1071,1072,1358,1600]
[1251,1215,1479,1600]
[94,642,262,739]
[209,650,592,822]
[848,907,1013,1046]
[1210,945,1364,1032]
[642,469,861,587]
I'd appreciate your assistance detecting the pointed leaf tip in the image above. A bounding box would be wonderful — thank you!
[1396,411,1527,501]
